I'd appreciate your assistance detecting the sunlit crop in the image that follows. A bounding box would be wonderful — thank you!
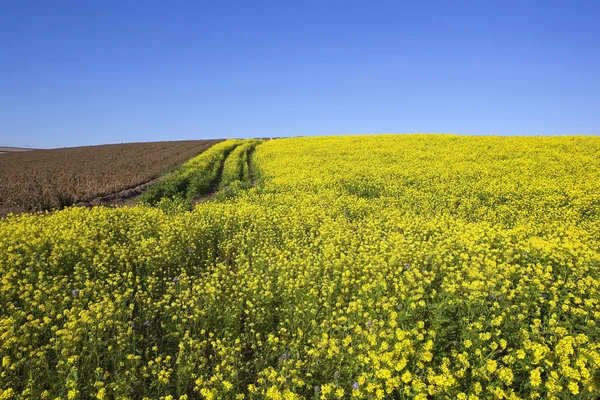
[1,135,599,399]
[220,139,262,190]
[139,139,244,205]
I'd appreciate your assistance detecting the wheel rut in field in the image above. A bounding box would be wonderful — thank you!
[73,176,163,209]
[74,140,263,211]
[190,155,227,207]
[248,146,260,187]
[191,141,262,207]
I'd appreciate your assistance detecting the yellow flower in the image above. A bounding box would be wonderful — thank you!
[199,389,214,400]
[0,390,15,400]
[266,386,282,400]
[567,381,579,395]
[422,351,433,362]
[96,388,106,400]
[486,359,498,374]
[498,367,514,385]
[530,368,542,387]
[321,384,333,396]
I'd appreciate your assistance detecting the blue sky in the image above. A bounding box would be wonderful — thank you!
[1,1,599,148]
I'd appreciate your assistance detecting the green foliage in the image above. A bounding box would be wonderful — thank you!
[139,139,244,205]
[220,139,263,189]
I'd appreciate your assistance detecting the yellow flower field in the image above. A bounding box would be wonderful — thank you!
[1,135,599,399]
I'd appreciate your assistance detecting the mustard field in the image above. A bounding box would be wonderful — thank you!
[1,135,600,399]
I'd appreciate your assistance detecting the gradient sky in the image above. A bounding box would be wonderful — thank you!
[1,1,599,148]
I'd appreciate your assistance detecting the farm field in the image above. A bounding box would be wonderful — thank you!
[1,135,600,399]
[0,147,37,154]
[0,140,221,216]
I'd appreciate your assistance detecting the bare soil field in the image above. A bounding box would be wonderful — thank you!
[0,146,38,154]
[0,140,221,216]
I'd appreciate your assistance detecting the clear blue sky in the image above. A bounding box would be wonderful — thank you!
[1,1,599,148]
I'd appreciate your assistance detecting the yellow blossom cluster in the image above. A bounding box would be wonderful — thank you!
[1,134,600,399]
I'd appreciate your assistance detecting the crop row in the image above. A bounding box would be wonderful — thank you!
[139,140,244,205]
[220,140,264,190]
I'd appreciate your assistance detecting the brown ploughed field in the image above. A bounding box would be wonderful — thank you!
[0,140,221,216]
[0,146,38,154]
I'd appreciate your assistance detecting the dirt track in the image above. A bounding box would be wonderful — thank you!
[73,176,163,208]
